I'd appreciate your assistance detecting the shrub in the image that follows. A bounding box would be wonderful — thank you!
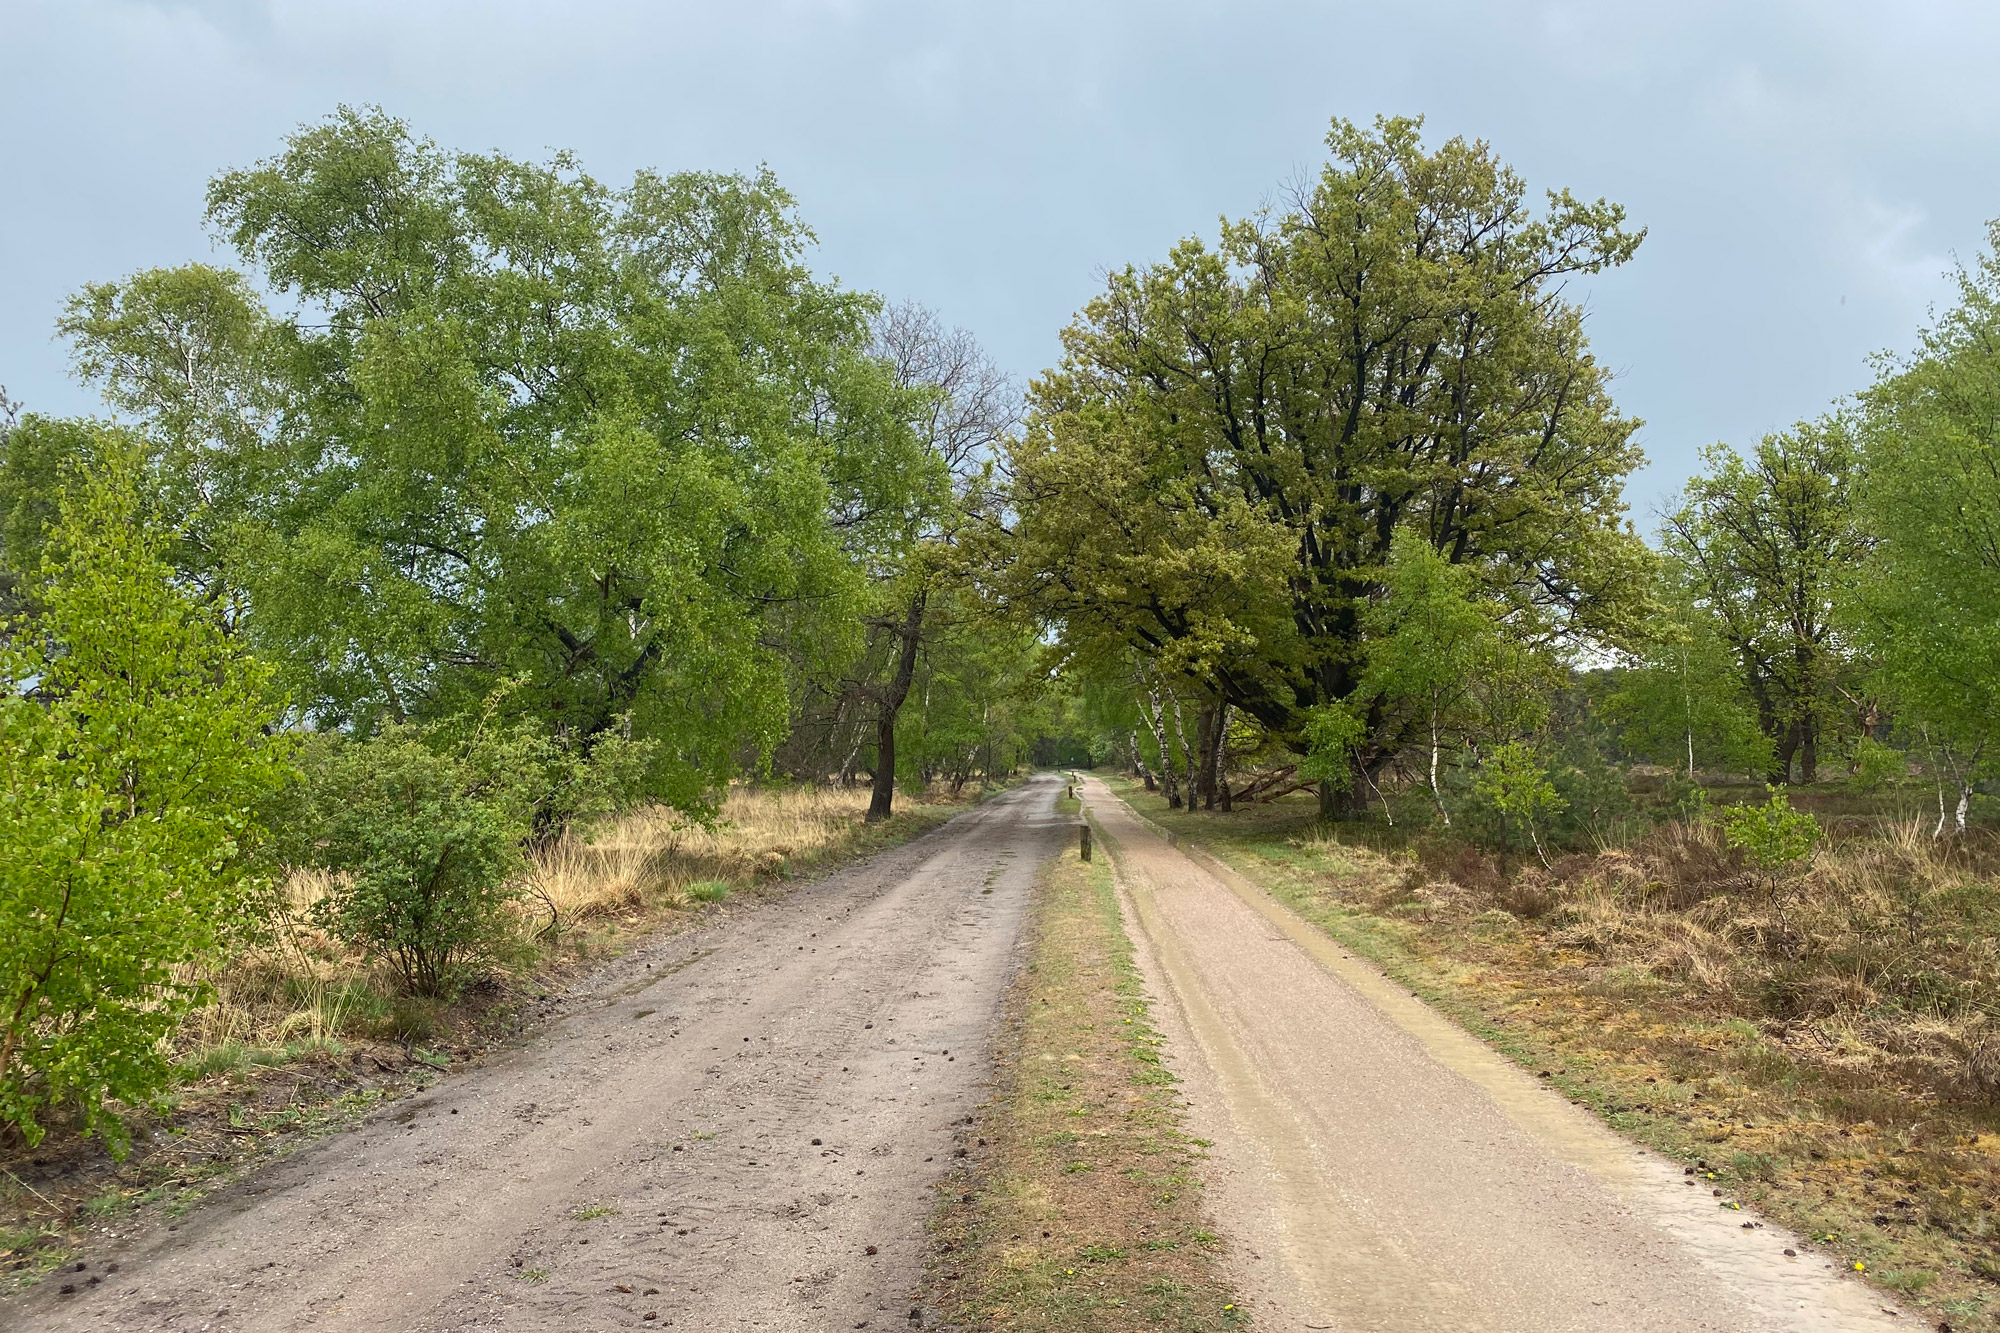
[1847,736,1905,793]
[1298,702,1364,793]
[1469,743,1566,869]
[295,725,534,997]
[0,452,293,1150]
[1717,788,1822,885]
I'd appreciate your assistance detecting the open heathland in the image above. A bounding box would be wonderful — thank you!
[1110,777,2000,1331]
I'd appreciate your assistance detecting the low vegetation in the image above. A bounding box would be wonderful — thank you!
[0,781,976,1287]
[1111,777,2000,1331]
[4,90,2000,1324]
[926,813,1242,1331]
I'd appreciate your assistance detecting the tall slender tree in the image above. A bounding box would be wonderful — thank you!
[852,303,1017,820]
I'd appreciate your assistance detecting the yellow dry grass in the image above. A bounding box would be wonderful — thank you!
[1114,778,2000,1332]
[517,784,894,935]
[178,783,965,1060]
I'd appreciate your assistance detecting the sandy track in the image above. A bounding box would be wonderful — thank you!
[5,777,1066,1333]
[1082,778,1913,1333]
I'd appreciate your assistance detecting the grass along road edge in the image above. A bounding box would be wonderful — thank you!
[1101,775,1996,1333]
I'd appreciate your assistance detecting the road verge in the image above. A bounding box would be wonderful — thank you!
[1105,775,1994,1333]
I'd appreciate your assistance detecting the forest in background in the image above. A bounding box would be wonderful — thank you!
[4,107,2000,1164]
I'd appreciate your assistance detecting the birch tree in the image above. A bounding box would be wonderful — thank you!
[1855,220,2000,835]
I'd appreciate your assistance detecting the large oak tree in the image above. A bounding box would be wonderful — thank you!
[1001,117,1650,812]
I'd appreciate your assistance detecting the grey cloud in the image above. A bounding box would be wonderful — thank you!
[3,0,1996,518]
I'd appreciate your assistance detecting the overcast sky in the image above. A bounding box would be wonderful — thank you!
[5,1,1998,520]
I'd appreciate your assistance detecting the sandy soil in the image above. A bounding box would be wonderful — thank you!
[1081,777,1918,1333]
[1,776,1066,1333]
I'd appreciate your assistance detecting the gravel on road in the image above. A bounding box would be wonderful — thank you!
[1082,777,1915,1333]
[3,776,1066,1333]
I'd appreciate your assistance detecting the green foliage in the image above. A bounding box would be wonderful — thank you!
[1003,115,1649,772]
[1717,789,1822,877]
[1297,703,1365,793]
[1654,775,1712,824]
[1469,743,1566,863]
[1853,219,2000,821]
[892,611,1052,794]
[294,724,535,996]
[1607,570,1773,779]
[46,106,927,815]
[1541,734,1634,846]
[0,446,293,1150]
[1663,421,1868,784]
[1847,737,1905,794]
[1008,119,1648,772]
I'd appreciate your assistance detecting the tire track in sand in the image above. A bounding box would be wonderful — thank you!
[3,776,1067,1333]
[1080,776,1912,1333]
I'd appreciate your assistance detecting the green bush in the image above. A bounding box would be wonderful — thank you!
[1717,788,1822,882]
[1468,743,1567,868]
[296,725,534,997]
[1298,702,1364,792]
[1543,736,1633,846]
[0,450,293,1150]
[1847,737,1905,793]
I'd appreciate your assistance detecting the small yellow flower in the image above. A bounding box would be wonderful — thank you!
[1853,1261,1865,1272]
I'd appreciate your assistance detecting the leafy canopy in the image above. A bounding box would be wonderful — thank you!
[0,443,293,1149]
[1003,115,1649,784]
[59,107,927,812]
[1855,220,2000,782]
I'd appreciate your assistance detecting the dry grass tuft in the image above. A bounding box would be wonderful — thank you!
[515,784,910,935]
[1115,778,2000,1331]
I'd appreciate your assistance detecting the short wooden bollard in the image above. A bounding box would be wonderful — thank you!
[1079,822,1093,861]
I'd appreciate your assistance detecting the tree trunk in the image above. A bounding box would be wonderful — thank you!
[1773,721,1800,785]
[1195,706,1218,810]
[1168,692,1198,812]
[1429,711,1451,827]
[1137,678,1177,806]
[868,589,928,822]
[1798,716,1818,785]
[1345,752,1372,818]
[1208,704,1224,808]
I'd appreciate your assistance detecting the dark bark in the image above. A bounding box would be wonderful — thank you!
[1774,721,1799,786]
[1216,706,1233,813]
[1195,706,1218,810]
[867,589,928,822]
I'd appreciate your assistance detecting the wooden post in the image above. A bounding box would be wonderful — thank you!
[1079,823,1093,861]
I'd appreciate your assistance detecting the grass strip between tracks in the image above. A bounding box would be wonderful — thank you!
[924,798,1245,1331]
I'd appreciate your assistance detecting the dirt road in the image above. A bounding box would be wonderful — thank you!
[4,777,1067,1333]
[1082,778,1914,1333]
